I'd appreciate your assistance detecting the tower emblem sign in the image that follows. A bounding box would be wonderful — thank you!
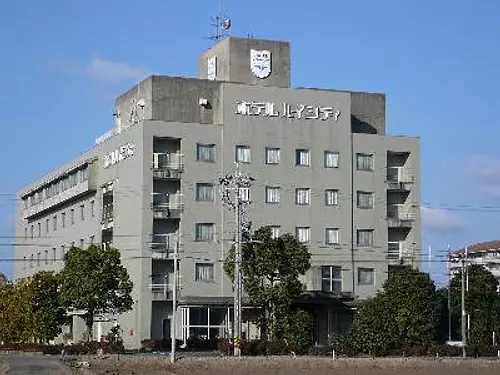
[250,49,271,79]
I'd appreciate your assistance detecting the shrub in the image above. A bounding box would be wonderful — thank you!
[217,338,233,356]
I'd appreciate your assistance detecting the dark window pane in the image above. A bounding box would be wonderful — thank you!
[190,307,208,325]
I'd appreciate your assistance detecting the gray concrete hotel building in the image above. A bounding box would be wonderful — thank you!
[14,37,420,348]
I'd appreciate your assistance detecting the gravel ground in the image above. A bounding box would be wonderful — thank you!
[77,356,500,375]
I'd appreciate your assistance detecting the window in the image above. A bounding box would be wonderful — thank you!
[356,153,373,171]
[30,254,34,268]
[358,268,375,285]
[325,228,340,245]
[265,147,280,164]
[295,188,310,205]
[23,256,26,270]
[357,191,373,209]
[52,247,57,262]
[195,223,215,241]
[30,225,34,239]
[235,145,251,163]
[269,226,281,239]
[44,250,49,265]
[80,204,85,221]
[70,209,75,225]
[61,245,66,259]
[325,189,339,206]
[296,227,310,243]
[239,187,251,202]
[37,222,41,237]
[195,263,214,282]
[90,201,95,217]
[53,215,57,231]
[46,218,50,234]
[295,149,310,166]
[90,235,95,244]
[61,212,66,228]
[37,252,41,267]
[324,151,339,168]
[196,143,215,162]
[357,229,373,247]
[196,183,215,202]
[321,266,342,293]
[80,238,84,248]
[265,186,280,204]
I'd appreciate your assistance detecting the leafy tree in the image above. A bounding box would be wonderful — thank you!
[0,283,31,342]
[224,226,311,340]
[27,271,66,343]
[275,309,313,354]
[449,264,500,345]
[59,245,134,341]
[348,266,440,354]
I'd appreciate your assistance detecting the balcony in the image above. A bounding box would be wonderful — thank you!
[149,283,171,301]
[152,153,183,180]
[388,241,403,261]
[149,233,177,255]
[387,205,415,228]
[101,205,114,230]
[386,167,414,191]
[151,193,183,219]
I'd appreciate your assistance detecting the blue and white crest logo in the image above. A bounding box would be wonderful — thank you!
[250,49,271,79]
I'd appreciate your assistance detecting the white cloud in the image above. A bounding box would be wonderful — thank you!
[421,206,466,232]
[465,156,500,197]
[47,57,150,84]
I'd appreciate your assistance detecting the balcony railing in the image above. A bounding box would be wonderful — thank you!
[101,205,114,230]
[149,233,176,252]
[149,283,171,300]
[387,205,415,228]
[387,167,414,190]
[152,153,183,179]
[151,193,183,219]
[388,241,403,261]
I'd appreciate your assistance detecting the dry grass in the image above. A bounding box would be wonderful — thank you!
[83,356,500,375]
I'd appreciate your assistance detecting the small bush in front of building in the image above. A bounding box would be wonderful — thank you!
[216,338,233,356]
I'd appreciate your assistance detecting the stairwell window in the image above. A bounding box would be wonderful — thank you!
[265,147,280,164]
[61,212,66,228]
[265,186,280,204]
[90,201,95,217]
[195,263,214,282]
[196,183,215,202]
[325,189,339,206]
[270,226,281,239]
[53,215,57,231]
[295,188,310,205]
[80,204,85,221]
[70,209,75,225]
[296,227,310,244]
[357,229,373,247]
[357,191,374,209]
[358,267,375,285]
[235,145,251,163]
[196,143,215,162]
[356,153,374,171]
[325,228,340,245]
[324,151,339,168]
[321,266,342,293]
[195,223,215,242]
[295,149,310,167]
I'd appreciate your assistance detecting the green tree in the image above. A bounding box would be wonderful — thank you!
[0,283,30,342]
[224,226,311,340]
[449,264,500,345]
[27,271,66,343]
[349,266,440,354]
[59,245,134,341]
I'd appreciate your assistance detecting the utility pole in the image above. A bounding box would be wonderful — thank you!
[219,165,253,357]
[170,239,179,363]
[461,247,467,358]
[447,246,452,342]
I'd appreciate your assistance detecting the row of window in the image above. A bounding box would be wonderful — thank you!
[321,266,375,292]
[23,236,95,269]
[193,222,374,247]
[196,183,374,208]
[25,201,95,239]
[193,263,375,289]
[196,143,374,171]
[23,167,89,208]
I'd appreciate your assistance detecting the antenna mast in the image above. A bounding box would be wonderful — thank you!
[207,0,231,43]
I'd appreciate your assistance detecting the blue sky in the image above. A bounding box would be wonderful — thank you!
[1,0,499,285]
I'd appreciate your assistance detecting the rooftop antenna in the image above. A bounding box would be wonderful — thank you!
[207,0,231,43]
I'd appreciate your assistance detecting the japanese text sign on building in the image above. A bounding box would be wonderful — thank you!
[235,101,341,121]
[104,143,135,169]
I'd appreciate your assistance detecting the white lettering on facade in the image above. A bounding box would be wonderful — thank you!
[104,143,135,168]
[236,101,341,121]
